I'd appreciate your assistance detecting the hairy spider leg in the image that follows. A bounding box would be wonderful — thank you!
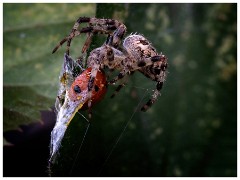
[79,27,114,54]
[110,71,137,98]
[140,60,168,111]
[63,17,91,55]
[53,26,119,55]
[141,82,163,111]
[52,30,81,54]
[109,54,166,84]
[72,17,123,33]
[105,24,127,48]
[86,65,100,118]
[110,84,125,98]
[81,33,94,54]
[52,17,125,55]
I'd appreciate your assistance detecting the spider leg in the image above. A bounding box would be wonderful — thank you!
[73,17,122,33]
[80,26,115,54]
[79,25,125,54]
[52,26,97,54]
[110,84,125,98]
[134,54,167,69]
[53,17,125,54]
[109,54,166,85]
[105,24,126,49]
[110,71,134,98]
[65,27,96,55]
[81,33,94,54]
[140,57,168,111]
[141,81,163,112]
[53,26,119,54]
[63,17,91,55]
[108,68,130,85]
[52,30,81,54]
[87,66,100,119]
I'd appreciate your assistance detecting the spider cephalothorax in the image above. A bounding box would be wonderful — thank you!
[53,17,168,112]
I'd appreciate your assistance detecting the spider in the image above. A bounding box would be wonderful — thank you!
[52,17,168,112]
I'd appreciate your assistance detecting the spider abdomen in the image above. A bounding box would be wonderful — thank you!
[123,34,158,60]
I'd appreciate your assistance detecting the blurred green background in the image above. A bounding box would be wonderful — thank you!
[3,3,237,177]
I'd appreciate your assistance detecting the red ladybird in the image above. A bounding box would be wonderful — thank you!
[69,67,107,110]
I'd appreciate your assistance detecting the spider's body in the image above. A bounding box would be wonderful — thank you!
[53,17,168,112]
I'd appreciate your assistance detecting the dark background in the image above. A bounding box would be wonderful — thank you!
[3,3,237,177]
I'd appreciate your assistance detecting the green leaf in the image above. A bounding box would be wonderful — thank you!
[3,86,53,131]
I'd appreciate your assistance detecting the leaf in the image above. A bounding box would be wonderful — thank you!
[3,86,53,131]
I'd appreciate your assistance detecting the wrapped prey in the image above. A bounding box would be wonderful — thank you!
[49,54,107,164]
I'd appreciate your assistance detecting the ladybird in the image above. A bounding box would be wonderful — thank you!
[68,67,107,110]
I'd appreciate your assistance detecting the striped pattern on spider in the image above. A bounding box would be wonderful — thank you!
[52,17,168,112]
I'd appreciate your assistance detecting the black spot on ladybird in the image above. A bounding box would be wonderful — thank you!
[74,85,81,93]
[94,85,99,92]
